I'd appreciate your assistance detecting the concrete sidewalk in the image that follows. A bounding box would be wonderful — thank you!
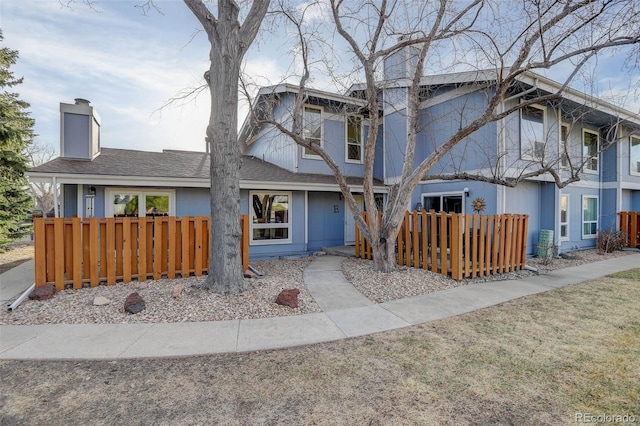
[1,253,638,361]
[0,259,35,306]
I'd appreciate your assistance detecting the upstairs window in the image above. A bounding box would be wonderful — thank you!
[583,129,599,172]
[631,136,640,175]
[302,105,323,159]
[346,115,363,163]
[520,104,545,160]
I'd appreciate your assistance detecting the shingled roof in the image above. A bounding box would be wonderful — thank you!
[28,148,383,188]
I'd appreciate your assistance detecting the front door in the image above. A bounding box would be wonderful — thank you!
[344,194,364,245]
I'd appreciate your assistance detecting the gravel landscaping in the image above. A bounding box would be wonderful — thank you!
[0,248,634,325]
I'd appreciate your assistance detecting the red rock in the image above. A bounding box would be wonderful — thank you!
[276,288,300,308]
[29,285,55,300]
[124,292,146,314]
[244,270,257,279]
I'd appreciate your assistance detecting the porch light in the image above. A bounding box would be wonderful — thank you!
[415,202,423,212]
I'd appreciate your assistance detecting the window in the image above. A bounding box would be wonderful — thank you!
[631,136,640,175]
[346,115,363,163]
[107,189,174,217]
[560,124,569,168]
[521,104,545,160]
[250,191,291,244]
[583,129,599,172]
[422,193,464,214]
[560,195,569,240]
[582,195,598,239]
[302,105,323,158]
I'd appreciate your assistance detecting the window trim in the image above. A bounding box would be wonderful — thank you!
[105,188,175,218]
[581,195,598,239]
[345,114,364,164]
[301,104,324,160]
[559,194,569,241]
[421,191,466,215]
[630,135,640,176]
[582,129,599,174]
[520,103,546,161]
[249,190,292,245]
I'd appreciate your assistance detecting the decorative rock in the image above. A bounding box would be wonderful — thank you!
[243,270,257,279]
[29,285,55,301]
[124,292,146,314]
[135,282,149,290]
[276,288,300,309]
[92,296,111,306]
[314,251,327,256]
[172,284,184,298]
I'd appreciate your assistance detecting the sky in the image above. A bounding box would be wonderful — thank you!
[2,0,639,156]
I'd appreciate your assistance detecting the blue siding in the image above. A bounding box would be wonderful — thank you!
[63,184,77,217]
[176,188,210,216]
[602,142,618,182]
[418,91,497,175]
[307,191,345,251]
[384,110,407,179]
[632,190,640,211]
[504,182,541,255]
[601,188,617,231]
[540,183,556,231]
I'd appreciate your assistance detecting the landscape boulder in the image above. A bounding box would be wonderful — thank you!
[172,284,184,298]
[92,296,111,306]
[124,292,146,314]
[276,288,300,309]
[29,285,55,301]
[243,269,257,279]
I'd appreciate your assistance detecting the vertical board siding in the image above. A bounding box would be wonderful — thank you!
[619,212,640,248]
[34,216,249,288]
[355,211,529,280]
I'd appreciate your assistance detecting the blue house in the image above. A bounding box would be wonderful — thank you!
[27,95,387,260]
[28,54,640,259]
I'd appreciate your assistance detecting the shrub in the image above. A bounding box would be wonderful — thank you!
[596,229,628,254]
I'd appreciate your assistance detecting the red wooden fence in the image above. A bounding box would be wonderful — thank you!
[34,215,249,290]
[355,211,529,280]
[618,211,640,248]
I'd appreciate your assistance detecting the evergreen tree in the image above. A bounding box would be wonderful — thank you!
[0,31,34,250]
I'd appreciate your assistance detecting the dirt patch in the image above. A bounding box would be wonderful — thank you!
[0,241,33,275]
[1,271,638,425]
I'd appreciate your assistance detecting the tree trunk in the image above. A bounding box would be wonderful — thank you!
[203,19,247,294]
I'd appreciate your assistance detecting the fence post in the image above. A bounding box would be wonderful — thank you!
[34,218,46,286]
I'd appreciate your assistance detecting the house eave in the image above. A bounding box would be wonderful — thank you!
[27,172,389,193]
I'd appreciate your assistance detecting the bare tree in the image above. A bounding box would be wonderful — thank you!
[24,140,57,214]
[184,0,270,293]
[251,0,640,272]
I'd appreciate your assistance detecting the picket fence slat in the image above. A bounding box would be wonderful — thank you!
[33,215,250,288]
[619,211,640,248]
[355,211,528,280]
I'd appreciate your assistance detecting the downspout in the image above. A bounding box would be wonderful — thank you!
[7,284,35,311]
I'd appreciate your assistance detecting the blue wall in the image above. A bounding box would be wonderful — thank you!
[63,184,77,217]
[601,188,618,231]
[176,188,210,216]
